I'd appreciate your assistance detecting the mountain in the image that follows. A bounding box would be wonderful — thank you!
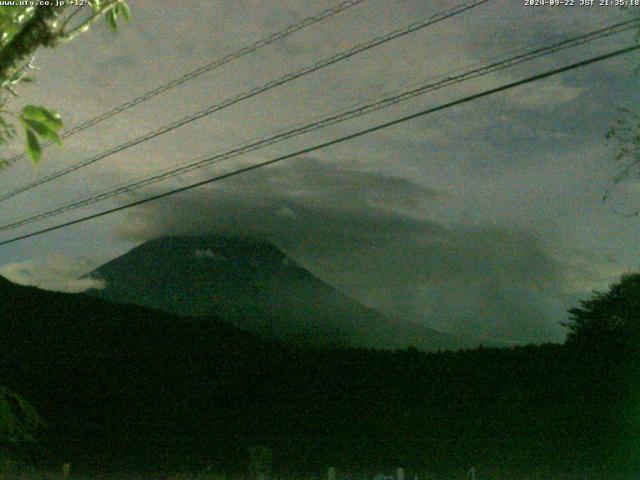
[86,235,479,351]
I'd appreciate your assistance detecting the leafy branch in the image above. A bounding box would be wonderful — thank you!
[603,109,640,217]
[59,0,130,43]
[0,1,131,165]
[602,5,640,215]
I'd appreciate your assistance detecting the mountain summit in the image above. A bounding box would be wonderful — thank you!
[87,235,479,350]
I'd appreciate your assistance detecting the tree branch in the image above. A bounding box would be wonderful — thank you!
[0,6,65,83]
[58,0,121,43]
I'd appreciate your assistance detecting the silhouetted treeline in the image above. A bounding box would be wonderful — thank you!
[0,275,637,478]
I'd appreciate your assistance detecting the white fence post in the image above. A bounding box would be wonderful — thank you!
[328,466,337,480]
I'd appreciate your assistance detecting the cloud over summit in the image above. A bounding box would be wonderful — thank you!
[116,158,575,343]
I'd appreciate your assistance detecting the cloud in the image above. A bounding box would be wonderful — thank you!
[0,0,633,346]
[504,80,584,110]
[0,255,106,293]
[116,158,574,343]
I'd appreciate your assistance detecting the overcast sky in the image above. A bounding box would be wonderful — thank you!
[1,0,639,343]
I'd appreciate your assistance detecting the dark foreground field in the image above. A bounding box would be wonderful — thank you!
[0,276,638,479]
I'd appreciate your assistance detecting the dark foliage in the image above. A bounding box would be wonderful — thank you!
[564,272,640,350]
[0,275,637,478]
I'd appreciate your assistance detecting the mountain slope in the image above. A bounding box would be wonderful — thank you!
[0,274,283,470]
[87,235,478,350]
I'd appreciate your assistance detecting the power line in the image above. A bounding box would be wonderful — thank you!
[0,0,491,204]
[1,43,637,247]
[4,17,639,231]
[1,18,637,233]
[3,0,367,167]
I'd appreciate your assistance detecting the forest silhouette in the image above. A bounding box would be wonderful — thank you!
[0,273,637,478]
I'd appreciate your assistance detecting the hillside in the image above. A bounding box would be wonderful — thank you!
[0,275,635,477]
[86,235,482,351]
[0,274,290,471]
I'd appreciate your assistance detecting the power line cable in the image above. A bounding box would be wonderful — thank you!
[3,0,367,166]
[2,18,637,229]
[1,42,637,247]
[1,18,637,232]
[0,0,491,204]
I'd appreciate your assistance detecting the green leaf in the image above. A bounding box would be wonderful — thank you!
[117,1,131,22]
[19,117,44,135]
[0,119,16,139]
[45,128,62,145]
[25,128,41,163]
[107,8,118,31]
[21,105,62,130]
[21,105,43,117]
[21,105,50,121]
[89,0,102,13]
[39,109,63,131]
[20,117,62,145]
